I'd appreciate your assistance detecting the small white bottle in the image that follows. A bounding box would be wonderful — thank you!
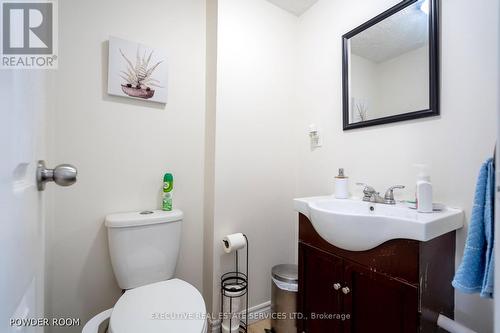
[415,164,433,213]
[334,168,349,199]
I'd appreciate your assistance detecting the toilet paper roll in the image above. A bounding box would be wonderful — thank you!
[222,286,244,333]
[222,233,246,253]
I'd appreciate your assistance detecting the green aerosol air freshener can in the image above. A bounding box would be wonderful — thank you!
[162,173,173,211]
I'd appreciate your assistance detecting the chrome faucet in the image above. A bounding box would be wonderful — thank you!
[356,183,384,203]
[357,183,405,205]
[384,185,406,205]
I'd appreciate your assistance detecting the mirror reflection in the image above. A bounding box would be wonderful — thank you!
[345,0,434,126]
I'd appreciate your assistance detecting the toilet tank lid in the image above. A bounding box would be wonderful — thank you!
[105,209,183,228]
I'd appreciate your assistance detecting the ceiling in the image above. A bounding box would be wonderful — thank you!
[350,1,429,63]
[266,0,319,16]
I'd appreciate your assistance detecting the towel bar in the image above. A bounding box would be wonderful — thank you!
[437,314,477,333]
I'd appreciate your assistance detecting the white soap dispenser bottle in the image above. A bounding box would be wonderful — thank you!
[415,164,433,213]
[334,168,349,199]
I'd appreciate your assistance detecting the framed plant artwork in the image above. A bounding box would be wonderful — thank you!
[107,36,168,104]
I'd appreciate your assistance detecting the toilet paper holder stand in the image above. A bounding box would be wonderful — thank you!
[221,234,249,333]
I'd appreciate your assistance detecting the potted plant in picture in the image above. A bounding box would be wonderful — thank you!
[119,48,163,99]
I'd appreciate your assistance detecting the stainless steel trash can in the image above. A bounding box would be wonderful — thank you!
[271,264,298,333]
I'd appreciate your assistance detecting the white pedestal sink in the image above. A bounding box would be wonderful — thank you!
[294,196,464,251]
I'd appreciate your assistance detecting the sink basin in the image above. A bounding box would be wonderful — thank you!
[294,196,464,251]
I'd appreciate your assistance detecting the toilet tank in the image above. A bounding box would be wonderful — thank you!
[105,209,183,290]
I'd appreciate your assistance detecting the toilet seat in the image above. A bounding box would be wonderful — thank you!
[109,279,207,333]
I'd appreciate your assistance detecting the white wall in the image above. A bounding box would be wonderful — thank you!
[350,54,377,121]
[373,45,429,118]
[203,0,218,313]
[296,0,499,331]
[351,45,429,120]
[212,0,298,314]
[47,0,207,331]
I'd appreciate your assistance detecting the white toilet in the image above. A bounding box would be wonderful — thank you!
[83,209,207,333]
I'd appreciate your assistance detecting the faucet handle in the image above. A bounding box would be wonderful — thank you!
[356,183,376,201]
[384,185,405,204]
[356,182,375,191]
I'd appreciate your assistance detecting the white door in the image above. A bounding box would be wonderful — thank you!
[0,70,52,332]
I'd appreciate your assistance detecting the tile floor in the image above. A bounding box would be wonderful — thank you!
[247,319,271,333]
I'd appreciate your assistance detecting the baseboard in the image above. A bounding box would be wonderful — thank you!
[244,301,271,324]
[210,301,271,332]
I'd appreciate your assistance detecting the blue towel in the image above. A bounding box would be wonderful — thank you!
[452,158,495,298]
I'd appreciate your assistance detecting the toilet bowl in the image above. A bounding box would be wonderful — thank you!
[82,278,207,333]
[109,279,207,333]
[82,210,207,333]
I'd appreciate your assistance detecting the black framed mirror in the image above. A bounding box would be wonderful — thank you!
[342,0,439,130]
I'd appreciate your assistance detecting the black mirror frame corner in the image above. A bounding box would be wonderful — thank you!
[342,0,440,131]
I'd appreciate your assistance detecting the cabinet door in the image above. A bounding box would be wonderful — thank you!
[343,261,418,333]
[299,244,344,333]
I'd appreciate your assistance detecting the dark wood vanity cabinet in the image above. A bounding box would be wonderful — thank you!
[298,214,455,333]
[301,246,344,333]
[343,261,419,332]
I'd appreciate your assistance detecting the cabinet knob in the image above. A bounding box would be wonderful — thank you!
[333,283,341,290]
[342,287,350,295]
